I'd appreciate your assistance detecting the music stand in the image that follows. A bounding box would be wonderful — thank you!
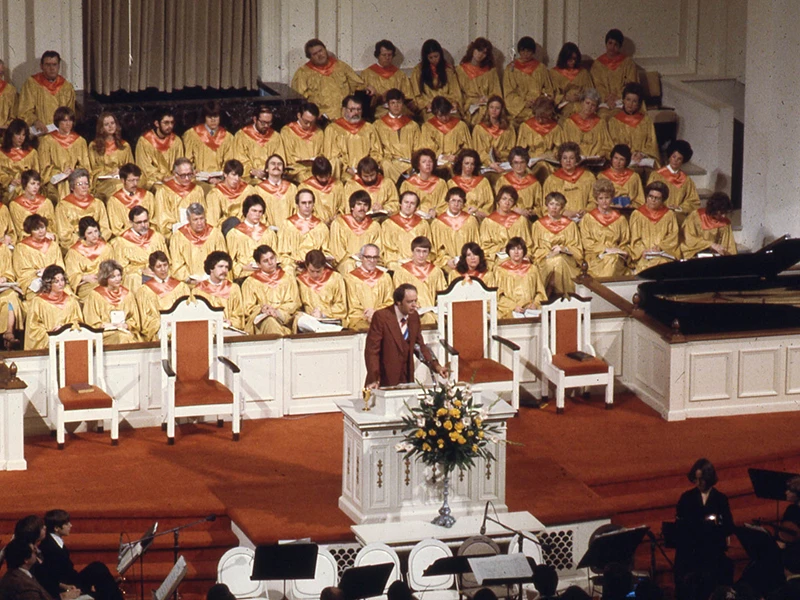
[749,468,798,522]
[423,555,484,577]
[734,524,785,597]
[338,563,394,600]
[577,526,649,570]
[251,543,319,600]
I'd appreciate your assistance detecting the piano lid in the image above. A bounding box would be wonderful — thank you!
[637,236,800,281]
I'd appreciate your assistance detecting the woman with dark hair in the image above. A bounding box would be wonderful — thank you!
[449,149,494,218]
[193,250,245,331]
[674,458,735,600]
[419,96,471,173]
[549,42,594,119]
[451,241,494,285]
[38,105,90,201]
[399,148,448,217]
[226,194,278,279]
[542,142,596,220]
[410,39,463,119]
[361,40,412,117]
[23,264,83,350]
[681,192,736,258]
[531,191,583,295]
[206,158,256,227]
[598,144,645,208]
[562,88,614,159]
[647,140,700,219]
[9,169,55,239]
[590,29,638,108]
[65,215,114,299]
[298,155,345,224]
[494,236,547,318]
[472,95,516,175]
[479,185,532,264]
[456,37,501,125]
[0,118,40,202]
[83,259,142,344]
[13,214,65,299]
[503,36,555,124]
[88,111,133,200]
[608,83,659,166]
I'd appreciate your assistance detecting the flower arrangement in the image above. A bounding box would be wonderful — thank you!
[397,380,500,474]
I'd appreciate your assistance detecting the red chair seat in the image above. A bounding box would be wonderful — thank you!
[175,379,233,406]
[58,386,113,410]
[551,354,610,376]
[459,358,513,384]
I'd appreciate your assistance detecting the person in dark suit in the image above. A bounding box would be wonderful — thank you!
[0,536,75,600]
[364,283,448,387]
[767,542,800,600]
[36,509,123,600]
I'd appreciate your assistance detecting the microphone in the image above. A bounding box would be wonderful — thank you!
[480,501,490,535]
[206,514,217,522]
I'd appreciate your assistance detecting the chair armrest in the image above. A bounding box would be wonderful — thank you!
[218,356,241,374]
[438,338,459,356]
[492,335,520,352]
[162,359,175,377]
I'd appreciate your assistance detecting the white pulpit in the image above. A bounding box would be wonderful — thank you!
[338,384,515,524]
[0,361,27,471]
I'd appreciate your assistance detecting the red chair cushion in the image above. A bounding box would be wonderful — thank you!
[175,379,233,406]
[459,358,513,384]
[551,354,610,376]
[452,300,485,360]
[58,386,113,410]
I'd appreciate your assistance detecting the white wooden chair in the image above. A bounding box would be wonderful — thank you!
[540,294,614,414]
[48,323,118,449]
[437,277,521,410]
[407,538,459,600]
[160,295,242,444]
[217,546,266,599]
[290,546,337,600]
[354,543,401,597]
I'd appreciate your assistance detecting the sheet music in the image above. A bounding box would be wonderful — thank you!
[153,555,187,600]
[117,541,142,575]
[468,553,532,585]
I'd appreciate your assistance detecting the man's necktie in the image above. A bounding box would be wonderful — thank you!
[401,317,409,340]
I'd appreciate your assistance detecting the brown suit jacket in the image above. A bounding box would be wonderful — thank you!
[0,568,55,600]
[364,305,435,387]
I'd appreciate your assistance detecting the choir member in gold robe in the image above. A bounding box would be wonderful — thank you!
[83,259,142,344]
[362,40,413,118]
[344,156,399,217]
[193,251,245,331]
[597,144,645,208]
[450,242,495,285]
[682,192,737,259]
[590,29,638,110]
[431,187,481,272]
[24,265,82,350]
[344,244,393,330]
[18,51,75,131]
[550,43,595,119]
[531,192,583,296]
[37,106,90,201]
[329,190,382,273]
[226,195,278,279]
[411,39,463,119]
[9,170,55,240]
[608,83,659,166]
[472,96,516,178]
[647,140,700,220]
[13,215,64,299]
[448,150,495,219]
[135,109,185,189]
[381,191,432,269]
[516,97,566,180]
[107,163,155,237]
[205,159,256,228]
[374,89,420,184]
[169,203,228,283]
[562,89,614,159]
[0,243,22,347]
[419,97,471,173]
[134,251,190,341]
[276,189,332,274]
[579,180,630,278]
[65,216,115,300]
[542,142,596,219]
[112,206,169,292]
[503,36,555,124]
[479,185,533,264]
[399,149,448,217]
[255,154,297,227]
[280,102,325,184]
[299,157,346,224]
[233,106,285,183]
[0,60,17,130]
[152,158,207,237]
[323,95,383,179]
[494,147,542,218]
[0,119,40,202]
[629,181,682,273]
[392,236,447,325]
[455,37,502,126]
[182,101,234,187]
[495,237,548,318]
[0,200,13,247]
[54,169,111,252]
[242,245,300,336]
[296,249,348,326]
[291,39,372,121]
[88,112,133,201]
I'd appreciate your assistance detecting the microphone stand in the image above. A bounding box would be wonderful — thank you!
[644,529,673,581]
[482,512,549,600]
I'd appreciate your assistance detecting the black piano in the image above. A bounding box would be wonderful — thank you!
[635,236,800,335]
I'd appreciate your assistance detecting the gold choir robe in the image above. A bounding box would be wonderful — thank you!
[549,67,594,111]
[430,211,480,270]
[480,211,532,263]
[361,64,413,117]
[381,213,431,268]
[322,118,383,178]
[399,174,448,214]
[516,119,566,160]
[112,227,169,291]
[542,168,597,215]
[9,194,55,240]
[448,175,495,215]
[298,177,346,223]
[276,214,331,272]
[38,131,91,200]
[205,181,256,227]
[135,277,190,341]
[12,236,65,298]
[374,114,420,184]
[291,57,365,120]
[503,58,555,123]
[455,63,502,125]
[0,244,23,335]
[65,239,115,299]
[494,172,543,216]
[647,167,701,217]
[241,268,300,336]
[0,80,17,129]
[531,216,583,295]
[0,148,40,202]
[629,205,682,272]
[255,178,297,226]
[54,193,111,252]
[83,285,142,344]
[419,117,472,165]
[182,125,234,174]
[135,131,185,188]
[448,268,495,286]
[0,203,16,245]
[233,125,285,182]
[18,73,76,126]
[226,221,278,279]
[193,279,245,331]
[88,140,134,200]
[681,209,737,259]
[410,64,463,117]
[107,187,155,237]
[590,53,638,105]
[296,267,347,323]
[494,259,548,318]
[280,121,325,183]
[344,266,393,330]
[152,179,206,237]
[169,223,228,281]
[472,122,516,167]
[597,167,645,208]
[579,208,631,278]
[344,175,399,215]
[24,290,82,350]
[392,260,446,325]
[608,111,660,162]
[563,113,614,158]
[328,214,382,273]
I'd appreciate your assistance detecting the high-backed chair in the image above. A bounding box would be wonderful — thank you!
[354,543,401,598]
[160,295,242,444]
[437,277,521,410]
[290,546,337,600]
[217,546,266,599]
[407,538,459,600]
[457,535,503,599]
[48,323,118,449]
[540,294,613,414]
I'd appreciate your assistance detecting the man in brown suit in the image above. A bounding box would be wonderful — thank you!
[365,283,448,387]
[0,537,76,600]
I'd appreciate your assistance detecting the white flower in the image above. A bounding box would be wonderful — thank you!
[435,420,442,427]
[462,416,472,427]
[395,442,414,452]
[416,417,426,428]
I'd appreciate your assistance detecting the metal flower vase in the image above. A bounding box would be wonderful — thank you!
[431,465,456,528]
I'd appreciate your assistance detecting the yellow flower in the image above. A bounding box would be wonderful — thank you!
[458,436,467,445]
[478,431,484,438]
[453,399,462,408]
[454,422,464,432]
[472,444,478,452]
[429,429,437,436]
[467,430,474,437]
[443,420,453,431]
[449,408,461,418]
[449,431,460,441]
[436,408,448,417]
[422,442,432,452]
[437,439,445,448]
[415,429,426,438]
[474,417,482,426]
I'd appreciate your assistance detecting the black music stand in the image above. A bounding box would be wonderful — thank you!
[749,468,799,522]
[338,563,394,600]
[577,526,648,573]
[252,543,319,600]
[734,524,785,597]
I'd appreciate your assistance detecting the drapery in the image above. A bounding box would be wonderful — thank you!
[84,0,258,94]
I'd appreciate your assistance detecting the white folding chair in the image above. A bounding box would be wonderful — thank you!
[217,546,266,599]
[407,538,459,600]
[290,547,337,600]
[354,543,401,597]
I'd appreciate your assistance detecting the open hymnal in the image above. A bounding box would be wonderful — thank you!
[30,123,58,136]
[195,171,224,181]
[98,174,120,180]
[50,172,70,185]
[512,309,541,319]
[644,250,676,261]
